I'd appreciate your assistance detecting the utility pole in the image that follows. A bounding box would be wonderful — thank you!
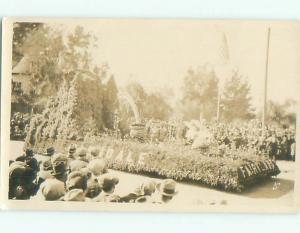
[262,28,271,131]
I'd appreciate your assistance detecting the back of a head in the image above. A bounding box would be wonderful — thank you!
[40,178,65,201]
[76,147,87,159]
[63,189,85,202]
[99,175,119,193]
[89,146,100,158]
[66,171,88,191]
[88,159,107,176]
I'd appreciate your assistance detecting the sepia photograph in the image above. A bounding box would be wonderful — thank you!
[1,18,300,212]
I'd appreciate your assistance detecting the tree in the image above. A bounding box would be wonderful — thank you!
[12,22,43,66]
[220,70,254,122]
[180,66,218,121]
[25,71,105,144]
[143,92,172,120]
[102,75,119,129]
[13,23,98,112]
[62,25,97,72]
[266,99,296,127]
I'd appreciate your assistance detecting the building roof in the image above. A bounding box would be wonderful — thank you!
[12,55,33,74]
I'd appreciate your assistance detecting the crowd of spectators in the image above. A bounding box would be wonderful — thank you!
[10,112,30,140]
[208,120,296,161]
[9,145,178,203]
[143,119,296,161]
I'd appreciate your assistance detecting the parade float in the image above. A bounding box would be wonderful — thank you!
[25,71,280,193]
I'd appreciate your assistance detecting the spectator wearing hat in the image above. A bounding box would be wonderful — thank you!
[152,179,178,204]
[87,159,108,177]
[68,144,77,160]
[9,161,37,199]
[69,159,88,173]
[88,146,100,161]
[63,189,85,202]
[36,159,54,188]
[268,135,278,161]
[120,180,157,203]
[66,171,88,191]
[15,148,33,162]
[51,153,68,177]
[51,153,68,166]
[16,149,39,172]
[51,161,68,183]
[76,147,89,162]
[287,134,296,161]
[69,147,89,172]
[85,177,101,198]
[93,175,120,202]
[45,147,55,157]
[38,178,65,201]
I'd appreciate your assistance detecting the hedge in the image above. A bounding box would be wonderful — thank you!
[31,137,280,192]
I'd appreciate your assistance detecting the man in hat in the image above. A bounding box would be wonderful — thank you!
[16,149,39,172]
[51,162,68,183]
[51,153,69,183]
[36,158,54,188]
[87,159,108,177]
[68,144,77,160]
[38,178,65,201]
[63,189,85,202]
[93,175,120,202]
[66,171,88,191]
[119,179,157,203]
[69,147,89,172]
[46,147,55,157]
[152,179,178,204]
[9,161,37,199]
[88,146,100,161]
[85,177,101,199]
[15,148,33,162]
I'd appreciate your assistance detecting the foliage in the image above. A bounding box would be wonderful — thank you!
[266,99,297,127]
[25,71,105,145]
[143,93,173,121]
[12,22,43,66]
[221,70,255,122]
[102,76,119,129]
[179,66,218,121]
[13,23,97,112]
[122,81,173,124]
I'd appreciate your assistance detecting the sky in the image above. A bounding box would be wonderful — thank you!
[49,19,300,111]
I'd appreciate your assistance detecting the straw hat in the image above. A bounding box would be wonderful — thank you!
[63,189,85,201]
[156,179,178,197]
[40,178,65,201]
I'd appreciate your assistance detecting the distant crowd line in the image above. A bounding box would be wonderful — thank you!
[10,112,296,162]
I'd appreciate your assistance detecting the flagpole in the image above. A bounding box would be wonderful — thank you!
[262,28,271,131]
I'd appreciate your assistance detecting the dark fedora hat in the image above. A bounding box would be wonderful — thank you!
[46,147,55,156]
[25,149,34,157]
